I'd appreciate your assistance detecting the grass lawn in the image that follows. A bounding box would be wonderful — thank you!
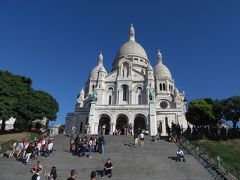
[195,139,240,169]
[0,132,39,145]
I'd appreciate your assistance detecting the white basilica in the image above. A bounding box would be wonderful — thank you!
[65,25,188,136]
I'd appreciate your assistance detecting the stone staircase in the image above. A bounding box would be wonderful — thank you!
[0,134,213,180]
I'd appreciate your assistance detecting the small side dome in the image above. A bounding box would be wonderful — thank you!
[89,52,107,80]
[148,64,153,71]
[154,50,172,79]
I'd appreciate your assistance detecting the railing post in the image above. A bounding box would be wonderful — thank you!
[186,140,190,151]
[216,155,221,169]
[196,146,200,159]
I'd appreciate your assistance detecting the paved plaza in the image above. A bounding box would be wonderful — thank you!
[0,134,213,180]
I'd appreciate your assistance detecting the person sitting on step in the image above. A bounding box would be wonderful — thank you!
[102,158,113,178]
[176,148,186,162]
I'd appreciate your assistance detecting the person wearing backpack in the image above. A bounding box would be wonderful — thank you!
[31,168,41,180]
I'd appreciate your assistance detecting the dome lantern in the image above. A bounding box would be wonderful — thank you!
[129,24,135,41]
[98,51,103,64]
[157,49,162,64]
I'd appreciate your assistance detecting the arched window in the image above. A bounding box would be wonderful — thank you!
[108,87,114,105]
[160,83,162,91]
[108,95,112,105]
[149,83,151,87]
[122,85,128,101]
[163,83,166,91]
[92,85,95,92]
[137,87,142,105]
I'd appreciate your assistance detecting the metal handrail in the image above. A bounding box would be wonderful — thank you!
[179,136,240,180]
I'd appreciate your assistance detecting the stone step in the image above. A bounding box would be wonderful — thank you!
[0,134,213,180]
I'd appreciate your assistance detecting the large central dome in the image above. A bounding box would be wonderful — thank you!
[114,24,148,61]
[112,25,149,71]
[115,40,148,60]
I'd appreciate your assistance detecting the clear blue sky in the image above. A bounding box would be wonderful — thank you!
[1,0,240,126]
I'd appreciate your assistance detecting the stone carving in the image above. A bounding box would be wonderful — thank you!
[149,89,155,101]
[72,126,76,134]
[123,65,128,77]
[171,89,177,103]
[120,64,123,76]
[92,90,98,101]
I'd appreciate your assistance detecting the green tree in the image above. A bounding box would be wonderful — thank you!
[15,91,38,130]
[186,99,215,126]
[0,70,59,132]
[204,98,223,123]
[33,90,59,129]
[0,71,32,132]
[221,96,240,129]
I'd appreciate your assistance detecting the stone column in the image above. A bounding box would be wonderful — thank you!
[149,102,157,136]
[119,90,121,105]
[112,123,116,134]
[115,90,117,105]
[129,90,132,105]
[94,123,99,135]
[88,102,96,135]
[110,123,115,135]
[162,120,167,136]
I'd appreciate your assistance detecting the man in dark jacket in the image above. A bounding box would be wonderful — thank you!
[24,142,34,164]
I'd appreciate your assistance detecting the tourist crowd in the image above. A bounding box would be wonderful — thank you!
[69,134,105,158]
[6,136,54,164]
[184,124,240,138]
[165,122,183,143]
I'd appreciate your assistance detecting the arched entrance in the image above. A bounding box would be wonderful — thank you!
[134,115,146,138]
[99,114,111,135]
[116,114,128,135]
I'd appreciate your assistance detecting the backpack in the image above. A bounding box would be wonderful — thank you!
[31,173,39,180]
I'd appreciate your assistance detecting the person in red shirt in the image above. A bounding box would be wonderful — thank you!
[31,160,43,174]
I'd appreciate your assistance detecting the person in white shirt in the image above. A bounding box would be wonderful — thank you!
[140,131,145,146]
[46,140,53,157]
[176,148,185,162]
[36,141,41,156]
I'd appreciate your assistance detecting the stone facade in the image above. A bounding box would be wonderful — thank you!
[65,25,188,136]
